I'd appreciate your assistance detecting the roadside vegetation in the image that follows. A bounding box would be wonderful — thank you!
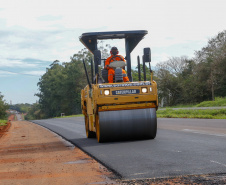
[161,97,226,109]
[196,97,226,107]
[157,97,226,119]
[10,103,32,113]
[157,108,226,119]
[0,92,9,125]
[0,120,7,126]
[25,30,225,119]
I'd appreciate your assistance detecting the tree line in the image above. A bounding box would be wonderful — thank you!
[33,50,93,119]
[155,30,226,106]
[26,30,225,119]
[0,92,9,120]
[9,103,32,113]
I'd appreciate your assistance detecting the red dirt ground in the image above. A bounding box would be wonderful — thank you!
[0,121,117,185]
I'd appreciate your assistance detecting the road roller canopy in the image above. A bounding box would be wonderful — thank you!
[80,30,148,82]
[79,30,148,54]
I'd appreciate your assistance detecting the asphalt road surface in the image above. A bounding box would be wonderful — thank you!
[32,117,226,180]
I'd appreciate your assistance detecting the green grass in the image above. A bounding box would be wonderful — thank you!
[157,108,226,119]
[196,97,226,107]
[161,104,196,109]
[160,97,226,109]
[54,114,83,119]
[0,120,8,126]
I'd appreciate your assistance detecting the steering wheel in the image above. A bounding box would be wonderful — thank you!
[109,55,125,62]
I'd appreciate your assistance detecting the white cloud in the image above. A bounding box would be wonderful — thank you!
[23,70,46,76]
[0,58,38,68]
[0,70,17,77]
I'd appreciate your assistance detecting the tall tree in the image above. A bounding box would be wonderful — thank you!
[195,30,226,100]
[36,48,96,118]
[0,92,9,119]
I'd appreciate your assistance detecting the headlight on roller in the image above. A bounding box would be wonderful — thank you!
[141,87,148,93]
[104,89,110,95]
[150,87,152,92]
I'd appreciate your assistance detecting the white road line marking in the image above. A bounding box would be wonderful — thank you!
[132,172,149,176]
[182,129,226,137]
[210,160,226,167]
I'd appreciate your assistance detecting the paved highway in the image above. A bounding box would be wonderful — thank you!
[32,117,226,179]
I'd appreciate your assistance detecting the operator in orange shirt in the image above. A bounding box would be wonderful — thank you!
[104,47,129,83]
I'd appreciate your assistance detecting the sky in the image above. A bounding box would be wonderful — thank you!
[0,0,225,104]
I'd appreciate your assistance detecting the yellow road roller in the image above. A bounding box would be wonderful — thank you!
[80,30,158,142]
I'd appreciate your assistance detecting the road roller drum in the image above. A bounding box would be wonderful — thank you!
[97,108,157,142]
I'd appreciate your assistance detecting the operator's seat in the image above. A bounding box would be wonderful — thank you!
[101,60,126,83]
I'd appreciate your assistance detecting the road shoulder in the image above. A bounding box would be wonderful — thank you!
[0,121,117,185]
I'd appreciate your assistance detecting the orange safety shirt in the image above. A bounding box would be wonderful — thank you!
[104,55,126,69]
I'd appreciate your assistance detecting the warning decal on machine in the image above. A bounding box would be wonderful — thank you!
[112,89,140,95]
[99,82,151,88]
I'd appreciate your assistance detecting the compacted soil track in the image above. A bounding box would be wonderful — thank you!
[0,121,116,185]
